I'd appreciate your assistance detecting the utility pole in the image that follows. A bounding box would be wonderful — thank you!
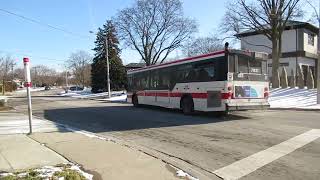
[105,37,111,99]
[89,30,111,98]
[65,71,69,92]
[317,0,320,104]
[11,62,16,91]
[34,67,37,87]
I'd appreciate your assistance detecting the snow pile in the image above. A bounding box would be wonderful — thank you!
[269,88,320,109]
[98,94,127,102]
[175,169,199,180]
[0,96,8,102]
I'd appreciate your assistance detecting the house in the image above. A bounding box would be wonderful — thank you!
[125,63,146,71]
[236,20,319,83]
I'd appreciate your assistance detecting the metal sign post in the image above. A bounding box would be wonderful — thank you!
[23,57,32,134]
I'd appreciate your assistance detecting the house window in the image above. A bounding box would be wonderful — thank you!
[308,33,314,46]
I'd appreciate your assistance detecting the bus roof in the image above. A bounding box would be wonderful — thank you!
[127,50,226,74]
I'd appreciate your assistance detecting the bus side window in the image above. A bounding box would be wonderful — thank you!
[198,68,209,81]
[228,55,235,72]
[194,61,215,82]
[187,69,197,81]
[169,67,177,90]
[151,70,160,89]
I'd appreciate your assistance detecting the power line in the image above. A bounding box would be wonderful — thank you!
[0,8,91,39]
[0,50,66,62]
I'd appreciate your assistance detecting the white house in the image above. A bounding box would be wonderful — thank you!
[236,21,319,82]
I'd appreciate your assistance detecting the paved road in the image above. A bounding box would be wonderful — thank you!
[9,90,320,180]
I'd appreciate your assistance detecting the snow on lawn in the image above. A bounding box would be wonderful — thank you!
[15,87,45,93]
[269,88,320,109]
[98,94,127,102]
[0,163,93,180]
[58,87,92,97]
[59,88,127,101]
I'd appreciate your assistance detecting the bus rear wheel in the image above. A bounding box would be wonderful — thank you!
[181,96,194,115]
[132,95,139,107]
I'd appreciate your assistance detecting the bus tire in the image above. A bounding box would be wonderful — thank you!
[132,95,139,107]
[181,96,194,115]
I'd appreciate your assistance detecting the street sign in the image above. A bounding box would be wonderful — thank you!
[23,57,33,134]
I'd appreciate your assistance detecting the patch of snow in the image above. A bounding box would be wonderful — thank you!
[0,96,8,99]
[269,88,320,109]
[176,169,199,180]
[58,88,126,100]
[70,165,93,180]
[0,173,13,177]
[15,87,45,93]
[35,166,63,178]
[98,94,127,102]
[0,163,93,180]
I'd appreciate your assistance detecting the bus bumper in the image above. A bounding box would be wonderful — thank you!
[227,103,270,111]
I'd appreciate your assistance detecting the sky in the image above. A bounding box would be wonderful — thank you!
[0,0,245,70]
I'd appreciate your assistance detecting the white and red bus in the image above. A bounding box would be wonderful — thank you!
[127,48,270,114]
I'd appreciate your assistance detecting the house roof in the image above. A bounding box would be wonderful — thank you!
[125,63,146,68]
[235,20,319,37]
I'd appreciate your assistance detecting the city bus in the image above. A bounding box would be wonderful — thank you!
[126,47,270,114]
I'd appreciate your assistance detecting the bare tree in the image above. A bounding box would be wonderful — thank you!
[13,68,25,80]
[67,50,92,86]
[184,36,224,57]
[31,65,58,86]
[116,0,197,66]
[222,0,302,88]
[0,56,15,93]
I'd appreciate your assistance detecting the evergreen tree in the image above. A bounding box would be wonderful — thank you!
[91,20,127,93]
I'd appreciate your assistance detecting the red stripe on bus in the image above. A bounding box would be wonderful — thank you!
[135,92,208,99]
[191,93,208,99]
[170,92,182,97]
[145,92,156,96]
[157,92,170,97]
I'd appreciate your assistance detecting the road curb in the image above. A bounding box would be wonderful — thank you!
[270,108,320,112]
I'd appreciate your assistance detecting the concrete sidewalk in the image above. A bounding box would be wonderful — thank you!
[30,132,181,180]
[0,134,67,172]
[0,110,183,179]
[0,111,67,172]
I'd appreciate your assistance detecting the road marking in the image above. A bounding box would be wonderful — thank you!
[213,129,320,180]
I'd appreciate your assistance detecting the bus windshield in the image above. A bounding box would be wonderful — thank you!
[238,54,263,74]
[229,53,267,81]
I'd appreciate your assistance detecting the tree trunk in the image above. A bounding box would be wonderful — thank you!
[271,38,280,88]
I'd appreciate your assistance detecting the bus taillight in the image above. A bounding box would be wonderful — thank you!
[222,86,233,99]
[264,87,269,99]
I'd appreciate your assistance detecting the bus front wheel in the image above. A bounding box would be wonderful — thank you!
[132,95,139,107]
[181,96,194,115]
